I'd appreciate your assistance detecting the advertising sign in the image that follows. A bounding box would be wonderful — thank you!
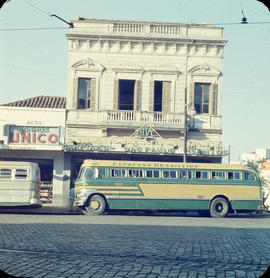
[8,126,61,145]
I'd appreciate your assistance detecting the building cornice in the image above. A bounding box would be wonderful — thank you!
[67,37,225,58]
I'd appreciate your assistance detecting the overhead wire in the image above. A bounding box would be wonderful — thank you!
[1,21,270,32]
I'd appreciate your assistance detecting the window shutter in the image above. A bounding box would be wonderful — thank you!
[134,80,142,111]
[149,80,154,112]
[209,83,218,115]
[189,81,195,111]
[113,79,119,110]
[162,81,172,113]
[91,78,96,111]
[73,78,78,109]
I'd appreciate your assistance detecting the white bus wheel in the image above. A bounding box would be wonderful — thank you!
[84,195,106,215]
[210,197,229,218]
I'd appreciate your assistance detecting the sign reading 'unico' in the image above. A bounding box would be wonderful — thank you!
[8,126,60,145]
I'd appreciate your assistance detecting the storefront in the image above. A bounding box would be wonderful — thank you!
[0,97,70,208]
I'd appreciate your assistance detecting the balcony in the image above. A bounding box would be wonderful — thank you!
[66,110,222,130]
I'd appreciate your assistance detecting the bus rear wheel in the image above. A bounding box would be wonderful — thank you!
[210,197,229,218]
[84,194,106,215]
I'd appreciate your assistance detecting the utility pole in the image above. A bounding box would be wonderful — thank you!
[183,45,189,163]
[183,86,187,163]
[228,145,231,164]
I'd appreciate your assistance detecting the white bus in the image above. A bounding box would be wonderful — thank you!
[0,161,42,208]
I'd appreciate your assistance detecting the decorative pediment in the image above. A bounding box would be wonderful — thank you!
[71,58,105,72]
[189,63,221,76]
[110,63,144,73]
[130,126,161,139]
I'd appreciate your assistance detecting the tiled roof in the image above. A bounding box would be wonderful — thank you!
[1,96,66,109]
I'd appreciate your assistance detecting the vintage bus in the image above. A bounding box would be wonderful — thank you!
[74,160,263,217]
[0,161,42,208]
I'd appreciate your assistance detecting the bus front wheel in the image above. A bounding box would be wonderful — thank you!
[84,194,106,215]
[210,197,229,218]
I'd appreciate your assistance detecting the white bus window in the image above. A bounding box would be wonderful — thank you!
[163,170,169,179]
[228,171,241,180]
[111,169,125,178]
[84,168,94,179]
[212,171,225,180]
[180,170,192,179]
[146,170,153,178]
[0,168,12,179]
[170,171,177,179]
[153,171,160,178]
[195,171,208,179]
[15,169,28,179]
[234,172,241,180]
[244,171,255,181]
[202,171,209,179]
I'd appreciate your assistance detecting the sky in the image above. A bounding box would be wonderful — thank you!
[0,0,269,162]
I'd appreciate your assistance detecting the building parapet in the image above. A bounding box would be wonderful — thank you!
[67,18,224,41]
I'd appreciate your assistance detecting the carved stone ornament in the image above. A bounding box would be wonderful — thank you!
[189,63,221,77]
[71,58,105,72]
[110,63,145,73]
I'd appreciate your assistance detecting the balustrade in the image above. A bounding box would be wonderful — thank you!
[66,110,221,130]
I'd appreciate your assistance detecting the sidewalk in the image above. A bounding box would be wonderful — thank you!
[0,204,83,215]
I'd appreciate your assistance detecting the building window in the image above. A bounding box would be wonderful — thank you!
[119,80,135,110]
[149,80,172,112]
[77,78,96,109]
[194,83,210,114]
[113,79,142,111]
[154,81,162,111]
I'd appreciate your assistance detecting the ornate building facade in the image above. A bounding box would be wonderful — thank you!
[65,17,227,170]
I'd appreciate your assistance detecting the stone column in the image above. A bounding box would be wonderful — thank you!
[52,152,71,207]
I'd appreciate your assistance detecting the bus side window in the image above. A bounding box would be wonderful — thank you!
[180,170,192,179]
[228,172,233,180]
[244,171,255,181]
[0,168,12,179]
[95,168,106,178]
[228,171,241,180]
[163,170,169,179]
[128,170,143,178]
[195,171,201,179]
[146,170,152,178]
[15,169,28,179]
[234,172,241,180]
[170,170,177,179]
[212,171,225,179]
[153,170,160,178]
[195,171,208,179]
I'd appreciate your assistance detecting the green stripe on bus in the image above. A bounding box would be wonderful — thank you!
[107,198,210,210]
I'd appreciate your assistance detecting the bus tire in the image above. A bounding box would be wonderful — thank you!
[84,194,106,215]
[210,197,229,218]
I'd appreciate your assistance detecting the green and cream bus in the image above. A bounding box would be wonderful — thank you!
[74,160,263,217]
[0,161,42,208]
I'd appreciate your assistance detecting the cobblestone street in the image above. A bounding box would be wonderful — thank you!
[0,213,270,277]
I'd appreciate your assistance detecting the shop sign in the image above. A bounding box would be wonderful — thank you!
[63,143,113,152]
[8,126,60,145]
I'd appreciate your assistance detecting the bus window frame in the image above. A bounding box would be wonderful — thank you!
[14,168,29,180]
[211,171,226,180]
[228,171,242,180]
[244,171,256,181]
[163,170,177,179]
[0,168,12,179]
[180,170,192,179]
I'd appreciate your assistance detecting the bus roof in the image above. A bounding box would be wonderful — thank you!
[82,160,253,172]
[0,161,38,167]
